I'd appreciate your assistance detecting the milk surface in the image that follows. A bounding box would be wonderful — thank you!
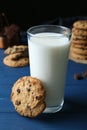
[28,32,70,107]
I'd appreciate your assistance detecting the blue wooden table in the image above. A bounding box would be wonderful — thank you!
[0,48,87,130]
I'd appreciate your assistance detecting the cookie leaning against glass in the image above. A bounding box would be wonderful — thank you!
[10,76,46,118]
[69,20,87,64]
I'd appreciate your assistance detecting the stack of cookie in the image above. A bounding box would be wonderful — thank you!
[3,45,29,67]
[70,20,87,63]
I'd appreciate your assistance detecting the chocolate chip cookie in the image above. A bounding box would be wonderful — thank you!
[10,76,46,118]
[3,53,29,67]
[4,45,28,55]
[73,20,87,29]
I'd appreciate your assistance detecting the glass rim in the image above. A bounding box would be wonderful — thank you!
[27,24,71,38]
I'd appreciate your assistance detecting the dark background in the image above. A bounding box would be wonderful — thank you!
[0,1,87,31]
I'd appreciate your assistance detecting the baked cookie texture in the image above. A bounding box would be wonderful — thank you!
[73,20,87,29]
[3,54,29,67]
[10,76,46,118]
[3,45,29,67]
[4,45,28,55]
[69,20,87,63]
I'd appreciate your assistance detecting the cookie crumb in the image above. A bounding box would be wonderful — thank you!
[74,73,84,80]
[82,70,87,78]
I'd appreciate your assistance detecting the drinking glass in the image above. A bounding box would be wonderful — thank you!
[27,25,71,113]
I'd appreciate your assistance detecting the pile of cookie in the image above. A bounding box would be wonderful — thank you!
[3,45,29,67]
[10,76,46,118]
[70,20,87,63]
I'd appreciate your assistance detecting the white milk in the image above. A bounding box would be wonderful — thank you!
[28,32,70,107]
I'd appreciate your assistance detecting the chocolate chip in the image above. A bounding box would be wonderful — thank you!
[29,84,31,87]
[74,73,84,80]
[17,88,20,93]
[15,100,21,105]
[36,95,42,100]
[26,88,31,92]
[82,70,87,77]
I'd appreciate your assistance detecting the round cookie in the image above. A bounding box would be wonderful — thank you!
[73,20,87,29]
[4,45,28,55]
[72,28,87,36]
[71,33,87,40]
[69,51,87,64]
[71,38,87,44]
[3,54,29,67]
[71,43,87,49]
[10,76,46,118]
[6,52,29,60]
[70,45,87,55]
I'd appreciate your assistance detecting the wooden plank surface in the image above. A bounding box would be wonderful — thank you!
[0,49,87,130]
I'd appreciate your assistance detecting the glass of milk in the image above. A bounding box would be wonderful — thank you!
[27,25,71,113]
